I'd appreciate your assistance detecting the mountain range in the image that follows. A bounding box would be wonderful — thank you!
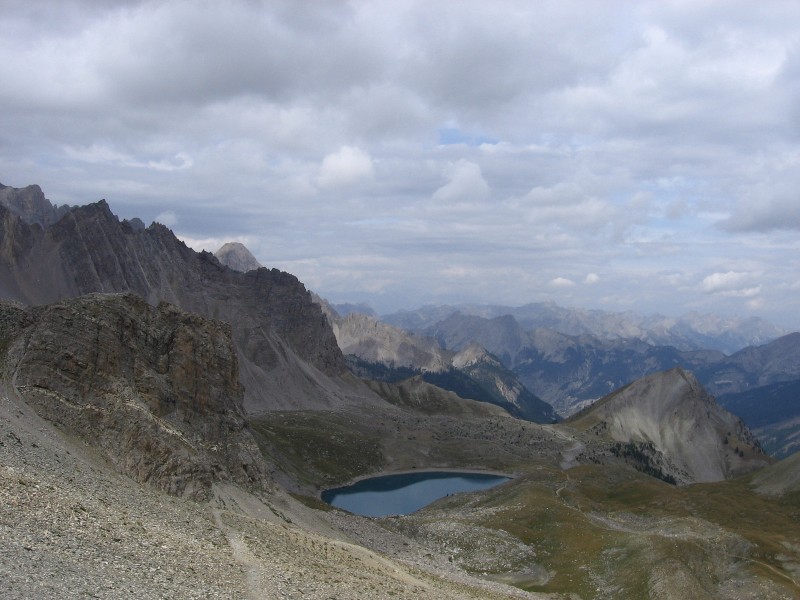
[336,299,800,457]
[385,308,800,430]
[381,302,787,355]
[321,306,558,423]
[1,181,799,599]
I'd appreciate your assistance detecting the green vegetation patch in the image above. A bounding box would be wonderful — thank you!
[401,464,800,598]
[250,411,383,487]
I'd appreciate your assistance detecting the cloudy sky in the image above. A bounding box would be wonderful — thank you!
[2,1,799,328]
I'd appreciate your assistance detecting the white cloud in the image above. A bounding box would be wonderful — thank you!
[699,271,761,298]
[432,160,490,204]
[316,146,374,189]
[63,144,193,172]
[1,1,800,327]
[551,277,576,288]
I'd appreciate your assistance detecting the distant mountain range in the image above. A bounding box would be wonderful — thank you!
[382,302,787,355]
[319,304,558,423]
[338,302,800,458]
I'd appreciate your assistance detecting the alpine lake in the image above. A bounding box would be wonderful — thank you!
[321,470,511,517]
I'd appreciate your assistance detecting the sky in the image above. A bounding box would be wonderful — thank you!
[1,0,799,328]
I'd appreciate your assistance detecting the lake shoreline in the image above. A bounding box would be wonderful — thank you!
[322,466,517,494]
[320,469,514,517]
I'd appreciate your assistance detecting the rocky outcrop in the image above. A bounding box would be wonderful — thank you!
[0,198,348,414]
[0,293,270,499]
[215,242,263,273]
[568,368,771,483]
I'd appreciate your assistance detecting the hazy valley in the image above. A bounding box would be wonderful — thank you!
[2,182,800,599]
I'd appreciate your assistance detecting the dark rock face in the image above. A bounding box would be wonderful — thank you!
[0,200,346,414]
[0,293,271,499]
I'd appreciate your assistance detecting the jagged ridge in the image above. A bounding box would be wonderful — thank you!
[0,192,348,415]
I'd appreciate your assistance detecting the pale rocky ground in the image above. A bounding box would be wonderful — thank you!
[0,389,558,599]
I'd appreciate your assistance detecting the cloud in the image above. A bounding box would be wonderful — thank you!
[432,160,490,204]
[699,271,761,298]
[316,146,374,189]
[722,198,800,232]
[1,1,800,327]
[551,277,576,288]
[64,144,193,172]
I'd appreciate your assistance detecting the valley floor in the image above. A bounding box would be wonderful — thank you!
[3,387,799,599]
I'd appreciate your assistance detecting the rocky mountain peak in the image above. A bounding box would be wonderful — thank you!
[452,342,494,369]
[569,367,771,483]
[0,182,71,226]
[215,242,263,273]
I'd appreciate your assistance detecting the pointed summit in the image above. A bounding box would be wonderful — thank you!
[569,368,771,483]
[215,242,262,273]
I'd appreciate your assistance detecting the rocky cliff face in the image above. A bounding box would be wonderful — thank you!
[0,293,271,499]
[0,196,348,414]
[568,368,771,483]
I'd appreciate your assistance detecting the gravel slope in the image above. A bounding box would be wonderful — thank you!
[1,387,554,599]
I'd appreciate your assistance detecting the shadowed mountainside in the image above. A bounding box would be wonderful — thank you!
[718,379,800,459]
